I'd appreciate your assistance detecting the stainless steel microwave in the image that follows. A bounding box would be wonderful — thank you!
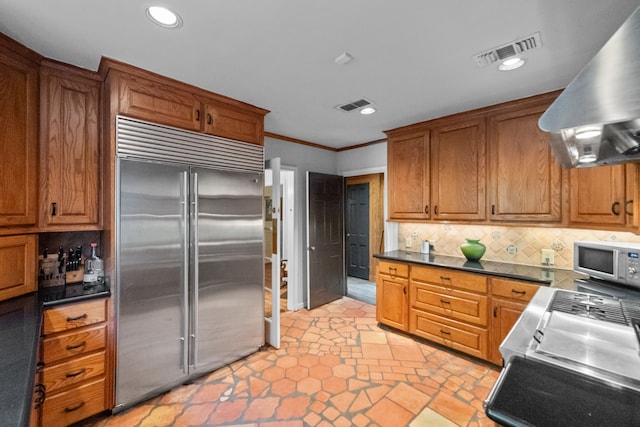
[574,241,640,288]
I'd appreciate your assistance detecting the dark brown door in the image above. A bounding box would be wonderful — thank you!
[346,183,369,280]
[307,172,345,309]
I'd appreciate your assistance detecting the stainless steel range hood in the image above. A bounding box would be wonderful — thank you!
[539,6,640,168]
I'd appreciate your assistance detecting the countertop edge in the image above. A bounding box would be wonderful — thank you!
[373,250,578,287]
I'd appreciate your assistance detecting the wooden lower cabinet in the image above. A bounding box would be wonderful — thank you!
[488,277,539,365]
[376,260,540,365]
[40,299,109,427]
[0,234,37,301]
[376,262,409,331]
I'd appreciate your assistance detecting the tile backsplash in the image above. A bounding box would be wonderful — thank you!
[398,223,640,270]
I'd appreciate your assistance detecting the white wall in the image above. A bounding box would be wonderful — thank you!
[337,141,387,175]
[264,137,337,308]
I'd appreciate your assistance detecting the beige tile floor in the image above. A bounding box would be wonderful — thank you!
[86,297,499,427]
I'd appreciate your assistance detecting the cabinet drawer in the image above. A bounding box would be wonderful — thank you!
[412,265,487,294]
[42,322,106,364]
[43,299,106,334]
[43,351,105,394]
[377,261,409,278]
[411,282,488,326]
[491,278,539,302]
[410,309,488,360]
[42,377,105,427]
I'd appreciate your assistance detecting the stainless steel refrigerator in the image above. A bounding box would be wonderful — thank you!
[114,116,264,410]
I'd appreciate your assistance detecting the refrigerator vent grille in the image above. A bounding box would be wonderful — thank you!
[116,116,264,172]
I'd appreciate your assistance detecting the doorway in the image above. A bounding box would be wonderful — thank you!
[346,183,370,279]
[345,173,384,305]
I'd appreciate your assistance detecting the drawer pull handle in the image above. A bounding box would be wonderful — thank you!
[34,383,46,408]
[440,276,451,281]
[51,202,57,216]
[207,113,212,125]
[36,361,45,373]
[625,200,634,216]
[66,368,86,378]
[511,289,526,295]
[440,299,451,304]
[440,330,451,335]
[64,401,85,413]
[66,341,87,351]
[66,313,88,322]
[403,286,407,295]
[424,205,429,215]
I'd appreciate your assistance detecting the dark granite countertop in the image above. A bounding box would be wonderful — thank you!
[0,283,110,427]
[374,250,581,288]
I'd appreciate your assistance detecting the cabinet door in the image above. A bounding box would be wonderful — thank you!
[488,104,562,222]
[204,103,263,145]
[387,132,430,220]
[40,71,101,228]
[489,298,527,365]
[431,119,486,220]
[569,165,626,226]
[0,51,38,228]
[0,234,37,301]
[376,273,408,331]
[117,72,201,131]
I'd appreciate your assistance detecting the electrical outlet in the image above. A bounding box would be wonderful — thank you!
[405,237,412,248]
[541,249,555,265]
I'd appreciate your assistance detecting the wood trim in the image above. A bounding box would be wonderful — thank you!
[346,173,384,282]
[337,138,386,152]
[39,58,102,81]
[0,32,43,64]
[265,132,338,152]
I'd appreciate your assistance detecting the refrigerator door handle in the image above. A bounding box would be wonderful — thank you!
[191,171,199,368]
[181,171,189,374]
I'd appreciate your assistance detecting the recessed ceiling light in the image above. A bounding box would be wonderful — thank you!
[498,57,525,71]
[146,6,182,28]
[360,107,376,115]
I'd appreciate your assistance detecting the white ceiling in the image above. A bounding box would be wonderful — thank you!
[1,0,638,148]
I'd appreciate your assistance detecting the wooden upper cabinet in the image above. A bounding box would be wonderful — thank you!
[487,102,562,222]
[431,118,486,221]
[0,46,39,228]
[116,71,201,132]
[104,61,268,145]
[40,65,101,229]
[203,101,264,145]
[387,131,430,220]
[569,165,626,226]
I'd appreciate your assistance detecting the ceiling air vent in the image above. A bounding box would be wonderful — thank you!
[336,98,372,113]
[473,32,542,67]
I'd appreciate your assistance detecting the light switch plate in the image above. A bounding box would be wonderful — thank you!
[405,237,412,248]
[541,249,555,265]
